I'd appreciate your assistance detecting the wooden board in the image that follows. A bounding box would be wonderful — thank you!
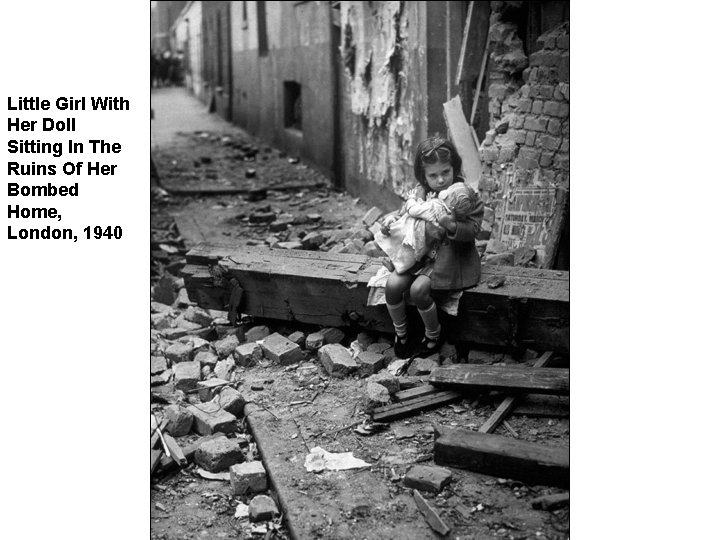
[372,391,463,422]
[394,384,440,402]
[434,426,569,488]
[430,365,569,395]
[413,489,451,536]
[182,244,569,352]
[501,394,569,418]
[443,95,483,189]
[480,352,555,433]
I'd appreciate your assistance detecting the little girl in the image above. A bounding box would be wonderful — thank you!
[382,136,484,359]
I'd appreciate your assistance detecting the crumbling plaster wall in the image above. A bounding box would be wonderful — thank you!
[339,1,426,208]
[478,2,569,260]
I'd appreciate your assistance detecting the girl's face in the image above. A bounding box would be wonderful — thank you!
[423,161,454,192]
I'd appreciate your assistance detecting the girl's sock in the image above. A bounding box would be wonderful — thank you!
[418,301,441,342]
[386,300,408,341]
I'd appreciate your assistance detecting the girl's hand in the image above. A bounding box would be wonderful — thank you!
[438,214,457,234]
[382,214,399,227]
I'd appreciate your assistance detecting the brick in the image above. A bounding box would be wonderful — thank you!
[540,152,554,167]
[301,232,325,250]
[151,312,174,330]
[151,355,167,375]
[357,351,385,377]
[173,361,201,392]
[547,118,561,136]
[367,372,400,394]
[362,207,384,226]
[517,156,539,170]
[509,115,525,129]
[197,378,230,402]
[215,325,242,341]
[404,465,453,493]
[151,370,172,386]
[277,241,303,250]
[260,333,304,365]
[230,461,267,495]
[319,327,345,344]
[214,334,240,359]
[365,381,391,406]
[361,241,385,257]
[245,325,270,342]
[165,342,193,365]
[215,387,245,417]
[407,355,440,376]
[559,82,569,101]
[553,153,570,171]
[542,36,556,49]
[287,331,306,345]
[234,342,263,367]
[295,364,322,387]
[498,144,517,163]
[560,140,569,153]
[387,358,410,376]
[517,98,532,113]
[192,351,217,370]
[523,116,548,132]
[531,100,544,115]
[556,35,569,50]
[215,357,236,381]
[188,402,237,435]
[481,147,499,163]
[195,435,244,472]
[553,87,564,101]
[249,494,279,522]
[356,332,374,351]
[556,102,569,118]
[525,131,537,146]
[488,83,509,99]
[529,50,558,67]
[165,404,194,437]
[542,101,561,117]
[537,85,555,99]
[319,344,358,377]
[183,306,214,327]
[366,342,390,354]
[540,134,562,152]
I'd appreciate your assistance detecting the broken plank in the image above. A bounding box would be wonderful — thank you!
[502,394,569,418]
[430,365,569,395]
[470,26,492,126]
[481,352,555,433]
[182,244,569,352]
[151,449,163,475]
[413,489,451,536]
[394,384,440,402]
[372,391,463,422]
[444,95,483,189]
[150,419,169,450]
[435,426,569,488]
[163,434,188,467]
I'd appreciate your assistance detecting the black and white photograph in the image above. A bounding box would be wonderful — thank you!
[150,1,569,538]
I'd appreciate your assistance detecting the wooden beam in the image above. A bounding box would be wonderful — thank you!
[413,489,451,536]
[470,24,492,126]
[434,426,569,488]
[430,365,569,395]
[480,352,555,433]
[443,95,483,189]
[372,391,463,422]
[455,2,475,87]
[150,419,169,450]
[456,1,491,86]
[182,244,569,352]
[394,384,439,402]
[163,434,188,467]
[501,394,569,418]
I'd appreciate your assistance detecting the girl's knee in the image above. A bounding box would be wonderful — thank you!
[409,277,432,307]
[386,272,411,304]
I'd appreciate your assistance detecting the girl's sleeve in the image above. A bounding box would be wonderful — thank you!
[446,192,483,243]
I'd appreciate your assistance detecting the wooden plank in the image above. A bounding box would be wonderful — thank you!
[503,394,569,418]
[394,384,440,402]
[151,449,163,475]
[150,419,169,450]
[480,352,555,433]
[456,2,491,85]
[444,95,483,189]
[470,25,492,126]
[434,426,569,488]
[372,391,463,422]
[182,244,569,352]
[413,489,451,536]
[163,434,188,467]
[455,2,475,87]
[430,365,569,395]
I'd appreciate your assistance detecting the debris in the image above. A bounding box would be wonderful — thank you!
[430,364,569,395]
[392,425,415,439]
[163,434,187,467]
[234,502,250,519]
[187,402,237,435]
[248,494,279,522]
[434,426,569,488]
[173,361,202,392]
[151,355,169,375]
[304,446,371,473]
[413,489,451,536]
[287,331,305,345]
[487,275,506,289]
[229,461,268,495]
[214,334,241,359]
[372,391,462,422]
[404,465,453,493]
[259,332,304,365]
[407,355,440,376]
[245,325,270,342]
[319,327,345,344]
[387,358,410,376]
[362,207,384,226]
[353,421,390,436]
[394,384,438,402]
[215,387,246,417]
[319,344,358,377]
[213,358,235,381]
[165,404,194,437]
[367,372,400,394]
[305,332,325,350]
[529,491,569,510]
[197,378,232,402]
[357,351,385,376]
[165,342,193,364]
[365,381,392,407]
[194,435,244,473]
[196,468,231,481]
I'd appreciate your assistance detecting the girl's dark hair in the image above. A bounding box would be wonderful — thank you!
[413,136,463,190]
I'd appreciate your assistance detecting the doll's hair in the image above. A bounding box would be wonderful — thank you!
[413,136,463,191]
[440,182,476,219]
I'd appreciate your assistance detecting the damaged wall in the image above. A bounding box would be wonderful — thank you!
[477,2,569,266]
[338,1,426,210]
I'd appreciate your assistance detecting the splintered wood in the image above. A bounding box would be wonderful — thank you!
[182,244,569,352]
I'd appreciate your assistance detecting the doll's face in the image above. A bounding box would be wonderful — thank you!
[423,161,454,192]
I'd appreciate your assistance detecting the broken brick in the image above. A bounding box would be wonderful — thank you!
[151,355,168,375]
[319,327,345,344]
[245,325,270,342]
[367,372,400,394]
[404,465,453,493]
[300,232,325,250]
[407,355,440,376]
[195,350,219,368]
[260,333,304,365]
[365,381,391,407]
[305,331,325,351]
[197,378,230,402]
[173,361,201,392]
[362,206,384,226]
[357,351,385,377]
[234,342,264,367]
[183,306,214,327]
[151,312,174,331]
[367,342,390,354]
[187,402,237,435]
[230,461,268,495]
[249,494,279,522]
[287,331,305,345]
[151,369,173,387]
[165,404,194,437]
[214,358,236,381]
[319,344,358,377]
[164,342,193,364]
[215,387,245,417]
[214,334,240,359]
[194,435,244,473]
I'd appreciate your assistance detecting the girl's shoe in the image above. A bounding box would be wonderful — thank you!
[415,335,443,358]
[394,335,413,359]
